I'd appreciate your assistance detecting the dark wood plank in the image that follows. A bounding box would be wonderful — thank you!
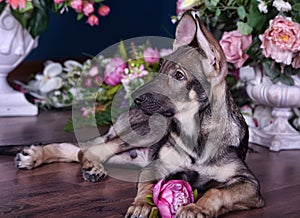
[0,110,76,146]
[1,145,300,217]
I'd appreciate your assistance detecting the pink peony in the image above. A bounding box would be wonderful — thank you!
[143,47,160,64]
[98,5,110,17]
[104,57,127,86]
[220,30,252,69]
[153,179,194,218]
[70,0,83,12]
[6,0,26,10]
[83,2,94,16]
[86,14,99,26]
[260,15,300,65]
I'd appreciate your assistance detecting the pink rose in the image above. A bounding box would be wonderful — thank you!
[153,179,194,218]
[260,15,300,65]
[83,2,94,16]
[70,0,83,12]
[6,0,26,10]
[143,47,160,64]
[98,5,110,17]
[86,14,99,26]
[220,30,252,69]
[104,57,127,86]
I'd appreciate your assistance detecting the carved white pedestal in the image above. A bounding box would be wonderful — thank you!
[241,66,300,151]
[0,6,38,116]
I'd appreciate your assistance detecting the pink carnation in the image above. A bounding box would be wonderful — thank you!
[83,2,94,16]
[6,0,26,10]
[220,30,252,69]
[143,47,160,64]
[98,5,110,17]
[70,0,83,12]
[260,15,300,65]
[86,14,99,26]
[153,179,194,218]
[104,57,127,86]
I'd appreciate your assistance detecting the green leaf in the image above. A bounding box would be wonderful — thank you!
[0,1,6,14]
[119,41,128,60]
[77,13,84,21]
[293,3,300,11]
[64,119,74,132]
[149,207,159,218]
[237,21,253,35]
[145,194,155,206]
[210,0,220,7]
[10,9,31,29]
[280,74,294,86]
[215,8,221,17]
[262,60,280,81]
[237,6,246,20]
[193,189,198,201]
[106,84,121,96]
[24,0,52,37]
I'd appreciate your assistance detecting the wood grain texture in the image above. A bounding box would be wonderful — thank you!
[1,61,299,217]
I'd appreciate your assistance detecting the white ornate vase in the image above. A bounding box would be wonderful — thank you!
[0,6,38,116]
[241,66,300,151]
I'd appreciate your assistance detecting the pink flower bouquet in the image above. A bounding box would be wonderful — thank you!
[175,0,300,86]
[0,0,111,37]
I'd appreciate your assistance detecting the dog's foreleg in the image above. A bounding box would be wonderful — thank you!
[126,165,158,218]
[15,143,80,169]
[177,176,264,217]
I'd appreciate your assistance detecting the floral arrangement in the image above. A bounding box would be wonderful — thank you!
[0,0,110,38]
[16,42,172,130]
[145,179,197,218]
[175,0,300,86]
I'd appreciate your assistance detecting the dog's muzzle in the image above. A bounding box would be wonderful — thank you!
[134,93,175,117]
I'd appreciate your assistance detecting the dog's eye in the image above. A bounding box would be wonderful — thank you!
[173,71,186,81]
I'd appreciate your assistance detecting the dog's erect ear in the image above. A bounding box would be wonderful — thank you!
[173,12,197,51]
[173,11,227,85]
[194,15,228,84]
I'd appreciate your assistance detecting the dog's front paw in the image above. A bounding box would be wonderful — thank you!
[176,203,207,218]
[81,161,107,182]
[15,145,43,169]
[125,200,157,218]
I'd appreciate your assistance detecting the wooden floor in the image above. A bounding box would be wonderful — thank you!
[1,110,300,217]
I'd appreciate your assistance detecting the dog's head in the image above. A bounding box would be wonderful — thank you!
[133,11,228,121]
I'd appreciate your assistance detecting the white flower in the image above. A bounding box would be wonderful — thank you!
[35,62,63,93]
[272,0,292,12]
[257,0,268,13]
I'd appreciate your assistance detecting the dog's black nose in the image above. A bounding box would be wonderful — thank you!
[134,94,147,105]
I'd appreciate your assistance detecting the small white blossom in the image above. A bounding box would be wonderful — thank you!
[35,62,63,93]
[257,0,268,13]
[272,0,292,12]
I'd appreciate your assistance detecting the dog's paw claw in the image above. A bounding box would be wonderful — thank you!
[15,145,42,170]
[125,201,156,218]
[81,163,107,182]
[176,203,207,218]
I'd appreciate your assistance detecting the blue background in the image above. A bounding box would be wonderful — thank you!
[26,0,176,60]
